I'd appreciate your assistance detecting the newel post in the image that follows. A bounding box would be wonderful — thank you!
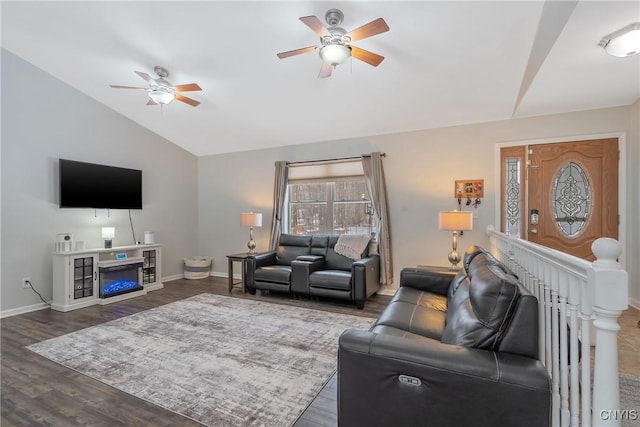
[588,238,628,427]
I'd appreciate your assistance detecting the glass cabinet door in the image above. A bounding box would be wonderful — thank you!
[142,250,157,285]
[73,256,95,300]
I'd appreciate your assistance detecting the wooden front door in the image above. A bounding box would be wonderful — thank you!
[526,138,618,259]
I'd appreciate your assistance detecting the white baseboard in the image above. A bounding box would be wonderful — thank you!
[163,274,184,283]
[3,275,179,318]
[210,271,226,278]
[211,271,240,280]
[629,297,640,311]
[1,301,50,318]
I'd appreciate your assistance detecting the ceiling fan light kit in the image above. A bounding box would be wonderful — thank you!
[277,8,389,78]
[148,89,174,105]
[319,44,351,67]
[600,22,640,57]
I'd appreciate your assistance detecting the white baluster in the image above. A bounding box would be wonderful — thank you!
[589,238,628,427]
[568,274,581,427]
[543,260,553,372]
[550,265,561,427]
[580,296,593,427]
[558,269,570,426]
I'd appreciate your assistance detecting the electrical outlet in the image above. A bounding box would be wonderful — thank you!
[22,277,30,289]
[473,209,479,219]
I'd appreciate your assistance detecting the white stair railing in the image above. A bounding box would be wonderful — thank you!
[486,227,629,427]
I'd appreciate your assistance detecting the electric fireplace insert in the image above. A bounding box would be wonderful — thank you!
[99,262,143,298]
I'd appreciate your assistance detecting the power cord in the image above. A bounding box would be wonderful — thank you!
[25,280,50,306]
[128,209,138,244]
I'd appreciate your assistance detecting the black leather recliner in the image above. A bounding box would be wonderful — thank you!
[245,234,380,309]
[337,246,551,427]
[245,234,311,294]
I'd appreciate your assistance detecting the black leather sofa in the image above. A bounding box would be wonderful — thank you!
[337,246,551,427]
[245,234,380,309]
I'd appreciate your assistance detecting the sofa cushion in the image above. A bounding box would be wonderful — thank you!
[275,234,312,265]
[442,264,520,350]
[310,235,330,257]
[325,236,360,271]
[254,265,292,284]
[391,286,448,312]
[462,245,487,273]
[375,296,447,341]
[309,270,352,291]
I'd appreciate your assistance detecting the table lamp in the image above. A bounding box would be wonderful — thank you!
[240,212,262,253]
[102,227,115,249]
[438,211,473,270]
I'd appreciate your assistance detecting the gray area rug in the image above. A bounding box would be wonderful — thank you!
[620,373,640,427]
[28,294,373,427]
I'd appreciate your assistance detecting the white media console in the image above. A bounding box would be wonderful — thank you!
[52,244,162,312]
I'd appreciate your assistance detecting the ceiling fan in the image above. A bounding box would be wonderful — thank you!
[110,66,202,107]
[277,9,390,78]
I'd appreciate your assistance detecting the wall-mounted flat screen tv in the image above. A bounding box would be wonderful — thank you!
[59,159,142,209]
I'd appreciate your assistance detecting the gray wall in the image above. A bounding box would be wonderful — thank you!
[1,49,199,314]
[198,103,640,304]
[2,47,638,314]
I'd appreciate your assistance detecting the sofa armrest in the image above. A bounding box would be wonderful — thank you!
[251,251,276,267]
[399,267,456,296]
[352,255,381,308]
[338,329,551,427]
[291,258,325,294]
[245,252,276,288]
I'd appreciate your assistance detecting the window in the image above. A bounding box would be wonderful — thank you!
[500,146,526,237]
[287,179,375,235]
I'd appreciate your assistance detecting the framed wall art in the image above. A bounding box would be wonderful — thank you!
[454,179,484,198]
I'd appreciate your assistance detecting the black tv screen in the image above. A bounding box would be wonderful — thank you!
[59,159,142,209]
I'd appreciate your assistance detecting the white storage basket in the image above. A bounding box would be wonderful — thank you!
[184,256,212,279]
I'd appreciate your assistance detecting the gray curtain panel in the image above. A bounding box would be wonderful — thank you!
[362,152,393,285]
[269,161,288,251]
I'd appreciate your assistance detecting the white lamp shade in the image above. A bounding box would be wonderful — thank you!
[101,227,115,239]
[148,89,175,105]
[319,44,351,66]
[601,22,640,57]
[240,212,262,227]
[438,211,473,231]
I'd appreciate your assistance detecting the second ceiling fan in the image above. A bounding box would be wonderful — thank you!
[277,9,390,78]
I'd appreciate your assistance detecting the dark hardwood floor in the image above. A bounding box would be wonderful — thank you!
[1,277,390,427]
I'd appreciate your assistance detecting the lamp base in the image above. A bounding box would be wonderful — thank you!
[447,250,461,271]
[246,226,257,254]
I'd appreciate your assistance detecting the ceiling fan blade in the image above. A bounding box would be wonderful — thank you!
[110,85,147,90]
[350,46,385,67]
[135,71,154,83]
[299,16,331,38]
[344,18,389,42]
[175,94,200,107]
[173,83,202,92]
[277,46,317,59]
[147,98,158,106]
[318,61,333,78]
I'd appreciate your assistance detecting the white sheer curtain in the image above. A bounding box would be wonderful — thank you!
[362,152,393,285]
[269,161,288,251]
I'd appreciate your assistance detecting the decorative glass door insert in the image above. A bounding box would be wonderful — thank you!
[551,162,591,238]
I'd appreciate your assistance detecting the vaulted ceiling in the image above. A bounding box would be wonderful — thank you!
[2,1,639,156]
